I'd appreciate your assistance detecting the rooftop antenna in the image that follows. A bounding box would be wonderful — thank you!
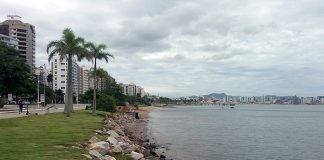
[7,15,22,20]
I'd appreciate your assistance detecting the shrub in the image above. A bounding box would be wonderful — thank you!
[0,98,7,108]
[97,93,116,113]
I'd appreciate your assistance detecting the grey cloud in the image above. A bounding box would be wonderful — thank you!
[2,0,324,97]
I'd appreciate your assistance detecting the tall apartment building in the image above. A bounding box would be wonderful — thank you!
[77,65,83,95]
[0,34,18,49]
[37,65,50,86]
[77,66,90,95]
[51,56,78,99]
[0,15,35,71]
[121,83,146,97]
[82,68,90,94]
[72,59,78,96]
[88,76,106,92]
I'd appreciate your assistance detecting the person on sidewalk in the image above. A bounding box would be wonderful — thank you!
[18,101,23,114]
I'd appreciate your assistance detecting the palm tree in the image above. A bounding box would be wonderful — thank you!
[46,74,54,103]
[47,73,53,85]
[89,68,108,91]
[47,28,90,117]
[86,42,113,116]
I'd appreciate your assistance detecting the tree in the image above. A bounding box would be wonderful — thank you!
[86,42,114,116]
[47,73,54,103]
[47,28,91,117]
[89,68,108,91]
[0,42,33,99]
[97,93,116,113]
[47,73,53,86]
[54,89,65,104]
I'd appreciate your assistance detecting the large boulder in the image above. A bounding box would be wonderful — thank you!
[104,155,117,160]
[107,130,120,138]
[129,151,144,160]
[114,126,125,136]
[89,141,110,155]
[110,145,123,154]
[89,150,105,160]
[89,136,100,143]
[119,143,135,154]
[82,154,93,159]
[95,130,104,135]
[107,136,118,145]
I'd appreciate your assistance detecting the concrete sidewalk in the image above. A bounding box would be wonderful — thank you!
[0,104,87,119]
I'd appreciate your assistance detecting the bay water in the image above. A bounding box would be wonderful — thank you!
[148,105,324,160]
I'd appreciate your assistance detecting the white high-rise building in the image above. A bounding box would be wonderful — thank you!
[37,65,50,86]
[51,55,78,100]
[121,83,146,97]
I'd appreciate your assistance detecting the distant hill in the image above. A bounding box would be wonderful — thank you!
[204,93,227,99]
[189,95,199,99]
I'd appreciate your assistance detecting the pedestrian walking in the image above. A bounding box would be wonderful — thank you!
[18,101,23,114]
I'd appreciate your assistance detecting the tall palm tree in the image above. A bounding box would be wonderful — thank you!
[86,42,113,116]
[47,28,90,117]
[89,68,108,91]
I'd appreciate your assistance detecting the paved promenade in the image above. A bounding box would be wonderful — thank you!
[0,104,87,119]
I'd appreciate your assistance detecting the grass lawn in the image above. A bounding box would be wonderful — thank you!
[0,111,105,160]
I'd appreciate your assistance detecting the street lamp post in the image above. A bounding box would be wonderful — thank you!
[35,68,40,109]
[43,64,46,107]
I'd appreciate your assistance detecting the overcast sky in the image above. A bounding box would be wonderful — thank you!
[1,0,324,97]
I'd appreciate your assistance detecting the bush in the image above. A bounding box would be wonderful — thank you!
[97,93,116,113]
[0,98,7,108]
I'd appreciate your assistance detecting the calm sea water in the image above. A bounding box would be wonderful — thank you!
[148,105,324,160]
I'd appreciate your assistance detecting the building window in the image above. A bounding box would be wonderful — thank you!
[61,69,65,71]
[61,81,65,83]
[61,63,65,65]
[61,87,65,89]
[55,59,57,62]
[61,75,65,77]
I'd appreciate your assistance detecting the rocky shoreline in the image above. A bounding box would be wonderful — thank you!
[82,106,167,160]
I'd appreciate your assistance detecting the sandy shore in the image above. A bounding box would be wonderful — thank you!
[137,106,158,118]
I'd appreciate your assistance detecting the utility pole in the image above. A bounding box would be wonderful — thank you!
[35,68,40,109]
[43,64,46,107]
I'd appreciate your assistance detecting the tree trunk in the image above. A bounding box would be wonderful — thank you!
[64,54,73,117]
[92,57,97,116]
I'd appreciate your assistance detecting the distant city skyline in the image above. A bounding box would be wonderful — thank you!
[2,0,324,97]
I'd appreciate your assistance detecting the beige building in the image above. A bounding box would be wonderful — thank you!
[0,15,36,71]
[77,66,90,95]
[82,69,90,94]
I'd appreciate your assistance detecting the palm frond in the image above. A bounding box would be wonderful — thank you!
[46,40,62,54]
[48,48,60,62]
